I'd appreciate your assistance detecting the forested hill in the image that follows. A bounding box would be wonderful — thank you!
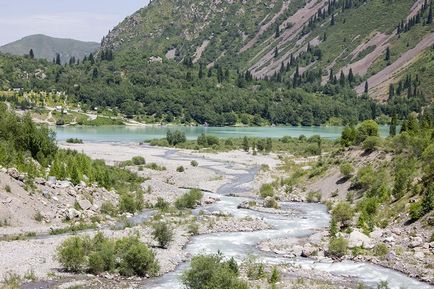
[102,0,434,100]
[0,0,433,126]
[0,34,99,64]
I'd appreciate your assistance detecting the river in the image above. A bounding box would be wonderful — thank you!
[139,148,432,289]
[54,125,392,142]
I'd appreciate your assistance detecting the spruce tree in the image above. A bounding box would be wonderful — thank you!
[348,68,354,83]
[339,71,345,86]
[428,2,433,24]
[274,47,279,58]
[364,81,369,94]
[29,49,34,59]
[275,22,280,38]
[55,53,61,65]
[389,114,397,136]
[384,47,391,62]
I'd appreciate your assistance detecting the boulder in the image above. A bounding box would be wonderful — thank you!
[7,168,24,181]
[47,176,57,185]
[58,181,71,188]
[301,243,315,257]
[409,236,423,248]
[348,231,374,249]
[35,177,46,185]
[76,198,92,210]
[66,208,81,220]
[414,251,425,260]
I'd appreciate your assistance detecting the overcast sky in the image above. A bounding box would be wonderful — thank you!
[0,0,149,46]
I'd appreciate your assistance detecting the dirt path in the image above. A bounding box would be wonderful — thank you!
[355,32,434,98]
[193,40,210,63]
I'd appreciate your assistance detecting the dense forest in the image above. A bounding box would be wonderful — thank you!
[0,50,428,126]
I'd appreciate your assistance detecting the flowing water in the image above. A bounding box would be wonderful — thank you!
[54,125,392,142]
[140,149,433,289]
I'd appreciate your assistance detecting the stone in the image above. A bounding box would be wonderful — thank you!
[384,235,395,243]
[391,227,402,235]
[7,168,24,181]
[35,177,46,185]
[348,231,374,249]
[385,251,397,261]
[58,181,71,188]
[409,237,423,248]
[42,190,50,198]
[76,197,92,210]
[301,243,315,257]
[66,208,81,220]
[370,229,383,239]
[47,176,57,185]
[414,251,425,260]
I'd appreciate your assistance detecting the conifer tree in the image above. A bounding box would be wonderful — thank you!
[389,114,397,136]
[364,81,369,94]
[55,53,61,65]
[29,49,34,59]
[384,47,391,62]
[275,22,280,38]
[428,2,433,24]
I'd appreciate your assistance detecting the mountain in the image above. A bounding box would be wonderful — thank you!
[101,0,434,100]
[0,0,432,126]
[0,34,99,64]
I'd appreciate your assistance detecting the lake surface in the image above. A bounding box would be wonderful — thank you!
[55,125,391,142]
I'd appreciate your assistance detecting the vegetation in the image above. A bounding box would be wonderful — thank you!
[66,138,83,144]
[328,237,348,258]
[175,189,203,209]
[57,233,159,276]
[182,254,248,289]
[152,222,174,248]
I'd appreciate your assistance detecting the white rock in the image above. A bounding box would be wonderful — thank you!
[348,231,374,249]
[66,208,81,220]
[414,251,425,260]
[76,198,92,210]
[409,237,423,248]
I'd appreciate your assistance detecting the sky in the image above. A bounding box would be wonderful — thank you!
[0,0,149,46]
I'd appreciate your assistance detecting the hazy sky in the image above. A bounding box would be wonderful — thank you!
[0,0,149,45]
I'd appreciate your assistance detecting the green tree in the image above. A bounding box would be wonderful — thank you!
[29,49,34,59]
[389,114,397,136]
[152,222,173,248]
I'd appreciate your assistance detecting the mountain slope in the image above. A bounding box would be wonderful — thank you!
[101,0,434,100]
[0,34,99,64]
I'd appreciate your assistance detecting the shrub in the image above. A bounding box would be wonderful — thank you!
[363,136,381,152]
[152,222,174,248]
[5,185,11,193]
[57,235,90,272]
[332,202,354,227]
[373,243,389,257]
[182,254,248,289]
[33,211,44,222]
[145,162,166,171]
[245,255,266,280]
[340,162,354,178]
[131,156,146,165]
[328,237,348,258]
[115,236,159,277]
[175,189,203,209]
[268,267,281,284]
[66,138,83,144]
[58,234,159,277]
[154,197,170,212]
[259,184,274,198]
[188,223,199,235]
[167,130,186,146]
[177,166,185,172]
[306,191,322,203]
[355,120,379,144]
[101,202,118,216]
[264,197,279,208]
[3,272,21,289]
[119,191,143,214]
[191,160,198,167]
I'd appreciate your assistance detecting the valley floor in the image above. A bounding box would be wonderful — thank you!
[0,143,432,288]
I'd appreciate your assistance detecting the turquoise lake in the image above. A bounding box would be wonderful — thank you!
[55,125,391,143]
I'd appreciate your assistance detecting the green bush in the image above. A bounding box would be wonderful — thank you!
[119,191,144,214]
[154,197,170,212]
[131,156,146,165]
[363,136,381,152]
[100,202,118,216]
[58,233,159,276]
[167,130,186,146]
[340,162,354,178]
[57,235,90,272]
[373,243,389,257]
[177,166,185,172]
[175,189,203,209]
[332,202,354,227]
[152,222,174,248]
[264,197,279,208]
[66,138,83,144]
[268,267,281,284]
[328,237,348,258]
[182,254,248,289]
[259,184,274,198]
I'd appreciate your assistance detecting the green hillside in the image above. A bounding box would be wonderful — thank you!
[0,34,99,64]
